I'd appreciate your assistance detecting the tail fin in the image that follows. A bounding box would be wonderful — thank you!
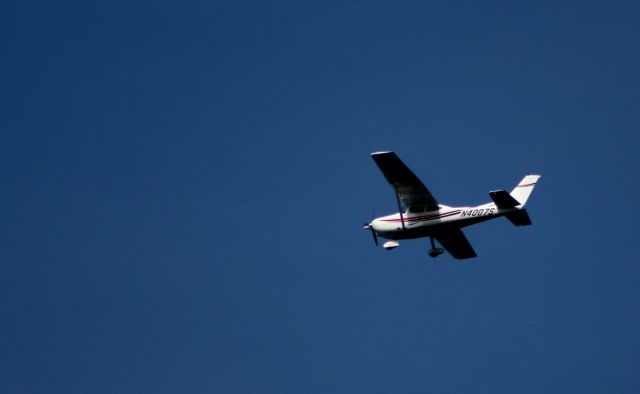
[509,175,541,206]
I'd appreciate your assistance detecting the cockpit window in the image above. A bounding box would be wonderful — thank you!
[408,206,424,213]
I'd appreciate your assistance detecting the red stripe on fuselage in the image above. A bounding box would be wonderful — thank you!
[381,210,461,223]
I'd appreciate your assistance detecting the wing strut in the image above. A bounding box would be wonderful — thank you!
[394,191,406,229]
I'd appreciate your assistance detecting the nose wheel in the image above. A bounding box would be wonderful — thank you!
[429,237,445,258]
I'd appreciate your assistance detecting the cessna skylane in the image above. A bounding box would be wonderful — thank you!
[364,151,540,259]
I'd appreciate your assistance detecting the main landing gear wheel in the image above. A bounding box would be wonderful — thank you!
[428,237,445,258]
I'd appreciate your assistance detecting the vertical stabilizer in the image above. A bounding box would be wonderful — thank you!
[510,175,540,206]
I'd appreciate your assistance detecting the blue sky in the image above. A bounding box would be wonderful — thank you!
[2,1,640,392]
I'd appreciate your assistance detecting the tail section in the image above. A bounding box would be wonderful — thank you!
[509,175,541,206]
[488,175,540,227]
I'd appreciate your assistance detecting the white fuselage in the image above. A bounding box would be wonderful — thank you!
[371,203,520,240]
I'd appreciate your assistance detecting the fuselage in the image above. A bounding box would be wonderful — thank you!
[371,203,520,240]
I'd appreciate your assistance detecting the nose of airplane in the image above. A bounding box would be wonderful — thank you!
[364,219,380,231]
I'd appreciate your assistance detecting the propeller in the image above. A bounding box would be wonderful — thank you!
[364,222,379,246]
[364,212,379,247]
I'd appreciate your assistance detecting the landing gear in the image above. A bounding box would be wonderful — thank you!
[428,237,445,258]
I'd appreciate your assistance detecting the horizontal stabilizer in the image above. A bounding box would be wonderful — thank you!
[505,210,532,226]
[489,190,521,209]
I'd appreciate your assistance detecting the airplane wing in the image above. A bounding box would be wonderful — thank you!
[435,228,477,259]
[371,151,439,211]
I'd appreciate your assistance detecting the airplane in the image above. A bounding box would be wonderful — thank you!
[364,151,540,259]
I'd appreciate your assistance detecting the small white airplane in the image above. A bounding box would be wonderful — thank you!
[364,151,540,259]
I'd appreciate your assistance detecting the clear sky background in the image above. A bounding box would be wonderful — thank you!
[2,1,640,393]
